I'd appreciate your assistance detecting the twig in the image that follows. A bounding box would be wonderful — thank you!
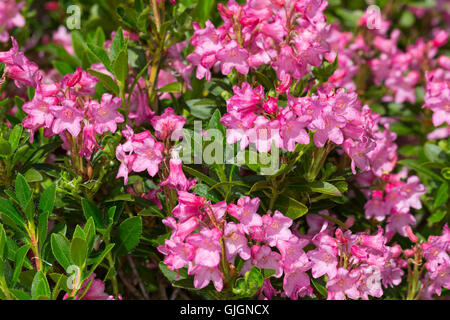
[127,255,150,300]
[170,288,180,300]
[118,270,144,300]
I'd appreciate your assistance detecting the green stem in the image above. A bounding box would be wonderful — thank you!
[104,235,119,298]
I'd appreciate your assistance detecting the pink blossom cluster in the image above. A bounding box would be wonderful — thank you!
[420,224,450,299]
[157,193,315,299]
[423,66,450,140]
[157,190,436,300]
[308,223,406,300]
[221,81,398,176]
[0,38,125,159]
[369,28,448,105]
[187,0,331,84]
[359,170,426,240]
[115,107,186,185]
[0,0,25,42]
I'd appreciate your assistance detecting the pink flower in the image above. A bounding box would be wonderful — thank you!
[216,40,249,75]
[386,213,416,238]
[158,237,195,270]
[307,247,338,279]
[326,268,361,300]
[159,158,193,191]
[364,190,388,221]
[115,145,136,185]
[131,135,164,177]
[89,94,124,134]
[244,245,283,278]
[64,274,116,300]
[151,107,186,140]
[189,265,224,291]
[227,196,262,233]
[224,222,251,262]
[186,228,222,268]
[283,268,312,300]
[277,237,310,272]
[63,67,98,96]
[262,211,293,247]
[311,110,346,147]
[0,1,25,42]
[50,99,84,137]
[52,25,74,54]
[22,94,58,136]
[172,191,206,222]
[280,111,310,152]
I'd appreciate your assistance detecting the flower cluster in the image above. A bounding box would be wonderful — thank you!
[420,224,450,299]
[158,194,315,298]
[423,67,450,140]
[221,81,399,177]
[0,0,25,42]
[187,0,331,84]
[0,38,124,160]
[115,107,186,184]
[308,224,406,300]
[363,173,426,240]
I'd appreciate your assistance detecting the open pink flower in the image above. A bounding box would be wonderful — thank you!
[89,94,124,134]
[131,135,164,177]
[50,99,84,137]
[151,107,186,140]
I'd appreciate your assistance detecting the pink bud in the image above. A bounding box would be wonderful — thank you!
[405,226,418,243]
[263,97,278,114]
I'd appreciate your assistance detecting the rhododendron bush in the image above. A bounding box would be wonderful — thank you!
[0,0,448,301]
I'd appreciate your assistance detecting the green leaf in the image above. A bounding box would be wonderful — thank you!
[159,261,188,283]
[0,224,6,275]
[31,271,50,299]
[434,182,448,209]
[311,278,328,298]
[85,244,114,280]
[115,216,142,255]
[428,209,447,224]
[157,82,182,93]
[12,244,31,287]
[253,71,274,91]
[112,48,129,85]
[182,165,218,187]
[245,266,264,295]
[193,0,216,24]
[81,198,104,229]
[52,60,75,76]
[312,57,338,83]
[261,268,276,279]
[87,42,112,72]
[0,198,26,228]
[424,144,445,163]
[275,195,308,220]
[110,28,125,61]
[8,124,23,152]
[186,99,216,120]
[24,168,43,183]
[10,289,31,300]
[38,184,56,214]
[138,205,164,218]
[70,237,88,268]
[398,159,445,182]
[87,69,120,96]
[290,181,342,196]
[15,173,32,209]
[51,233,71,270]
[0,138,12,157]
[37,211,49,251]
